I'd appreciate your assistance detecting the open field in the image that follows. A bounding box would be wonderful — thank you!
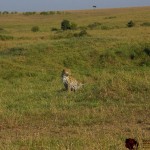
[0,6,150,149]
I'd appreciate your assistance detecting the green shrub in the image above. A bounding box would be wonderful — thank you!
[127,20,135,27]
[61,20,71,30]
[0,34,14,40]
[23,12,36,15]
[2,11,9,14]
[74,30,88,37]
[51,27,59,31]
[49,11,55,15]
[79,30,88,37]
[31,26,39,32]
[87,22,101,29]
[143,48,150,56]
[40,11,49,15]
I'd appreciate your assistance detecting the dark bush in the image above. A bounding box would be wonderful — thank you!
[127,20,135,27]
[74,30,88,37]
[2,11,9,14]
[51,27,59,31]
[23,12,36,15]
[143,48,150,56]
[79,30,88,36]
[40,11,49,15]
[49,11,55,15]
[61,20,71,30]
[31,26,39,32]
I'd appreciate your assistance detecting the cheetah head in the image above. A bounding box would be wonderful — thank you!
[61,69,71,77]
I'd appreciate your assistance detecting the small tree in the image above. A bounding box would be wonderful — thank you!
[61,20,71,30]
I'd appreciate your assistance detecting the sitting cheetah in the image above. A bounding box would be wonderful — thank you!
[61,69,83,92]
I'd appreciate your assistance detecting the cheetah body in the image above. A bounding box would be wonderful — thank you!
[62,69,83,92]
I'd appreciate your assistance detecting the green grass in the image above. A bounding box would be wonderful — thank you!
[0,6,150,150]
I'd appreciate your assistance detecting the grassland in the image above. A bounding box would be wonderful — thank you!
[0,6,150,150]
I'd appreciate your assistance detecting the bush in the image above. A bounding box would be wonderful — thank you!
[87,22,101,29]
[60,20,78,30]
[51,27,59,31]
[143,48,150,56]
[31,26,39,32]
[23,12,36,15]
[2,11,9,14]
[61,20,71,30]
[127,20,135,27]
[0,35,14,41]
[49,11,55,15]
[79,30,88,37]
[74,30,88,37]
[40,11,49,15]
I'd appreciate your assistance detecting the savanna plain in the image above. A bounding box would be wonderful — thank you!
[0,6,150,150]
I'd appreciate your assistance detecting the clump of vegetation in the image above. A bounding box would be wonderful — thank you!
[87,22,101,29]
[0,47,27,56]
[49,11,55,15]
[74,30,88,37]
[105,16,116,19]
[51,27,59,31]
[127,20,135,27]
[23,12,36,15]
[10,11,18,14]
[141,22,150,27]
[31,26,39,32]
[0,35,14,41]
[61,20,71,30]
[61,20,77,30]
[40,11,49,15]
[143,47,150,56]
[2,11,9,14]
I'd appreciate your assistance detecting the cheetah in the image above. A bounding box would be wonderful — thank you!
[61,69,83,92]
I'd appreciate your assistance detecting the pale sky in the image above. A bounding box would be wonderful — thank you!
[0,0,150,12]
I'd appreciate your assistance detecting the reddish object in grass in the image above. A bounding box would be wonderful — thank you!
[125,138,139,150]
